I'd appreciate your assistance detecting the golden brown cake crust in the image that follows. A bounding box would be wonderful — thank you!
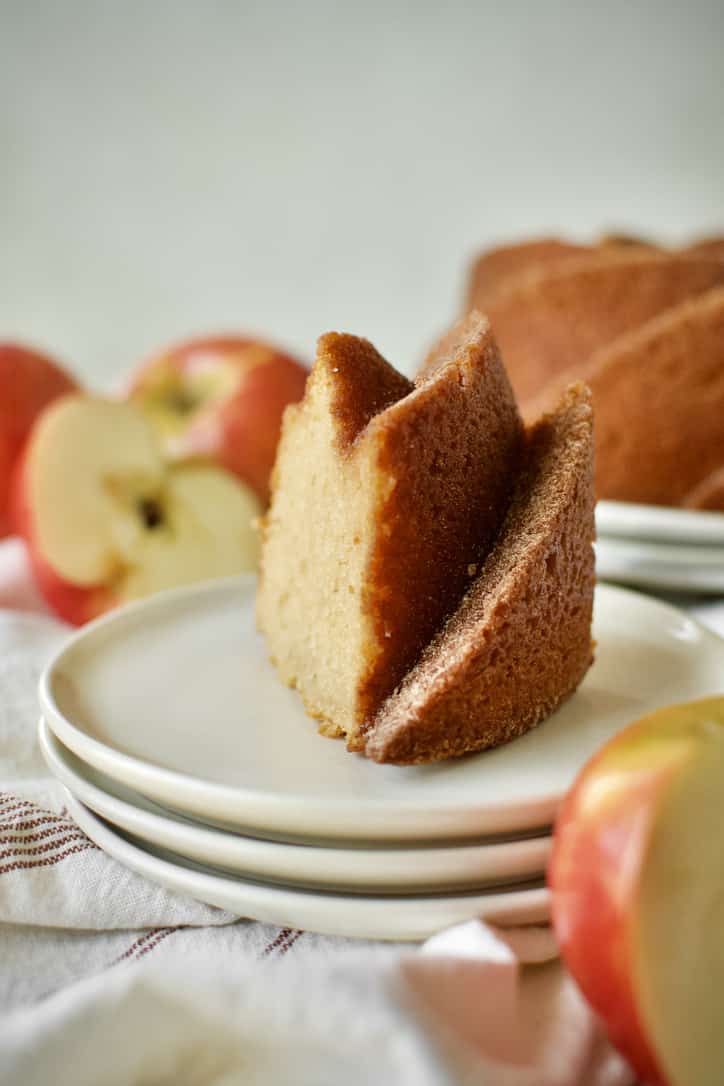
[682,466,724,512]
[355,313,523,734]
[317,332,413,449]
[365,383,595,766]
[462,234,723,345]
[682,236,724,261]
[527,288,724,506]
[465,238,590,311]
[464,235,659,314]
[469,252,724,404]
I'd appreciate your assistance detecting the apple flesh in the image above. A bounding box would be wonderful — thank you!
[549,697,724,1086]
[15,396,261,624]
[128,336,308,503]
[0,343,78,538]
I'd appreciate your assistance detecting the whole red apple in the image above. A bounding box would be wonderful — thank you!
[549,697,724,1086]
[128,336,308,503]
[0,344,78,538]
[15,395,262,624]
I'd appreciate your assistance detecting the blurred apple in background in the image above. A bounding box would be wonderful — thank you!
[0,344,78,538]
[15,396,260,624]
[549,697,724,1086]
[128,336,308,503]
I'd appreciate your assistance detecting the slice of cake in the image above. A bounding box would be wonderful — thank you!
[365,383,595,764]
[256,313,523,750]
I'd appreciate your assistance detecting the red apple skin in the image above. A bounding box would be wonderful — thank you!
[12,451,115,626]
[25,542,116,626]
[210,355,308,501]
[129,336,308,503]
[549,731,682,1086]
[0,345,78,538]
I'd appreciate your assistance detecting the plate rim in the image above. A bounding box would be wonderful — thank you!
[39,577,724,841]
[38,719,552,891]
[596,536,724,565]
[596,499,724,545]
[595,537,724,594]
[63,789,551,940]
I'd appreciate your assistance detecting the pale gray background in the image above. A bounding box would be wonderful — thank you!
[2,0,723,383]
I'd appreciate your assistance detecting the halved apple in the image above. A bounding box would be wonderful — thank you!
[0,343,78,538]
[15,396,260,624]
[128,336,308,503]
[549,697,724,1086]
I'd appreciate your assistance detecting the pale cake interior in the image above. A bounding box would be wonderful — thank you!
[258,367,385,744]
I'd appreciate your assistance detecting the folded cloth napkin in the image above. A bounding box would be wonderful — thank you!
[2,536,723,1086]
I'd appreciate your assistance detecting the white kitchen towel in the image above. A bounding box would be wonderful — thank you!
[2,537,722,1085]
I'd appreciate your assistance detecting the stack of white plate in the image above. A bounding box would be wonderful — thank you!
[596,501,724,594]
[38,575,724,941]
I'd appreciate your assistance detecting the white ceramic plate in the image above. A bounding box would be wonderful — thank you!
[596,538,724,594]
[63,790,551,940]
[40,577,724,842]
[596,500,724,546]
[39,720,551,892]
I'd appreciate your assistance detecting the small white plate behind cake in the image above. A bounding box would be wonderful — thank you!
[595,500,724,593]
[39,720,551,893]
[62,790,551,940]
[39,576,724,841]
[595,536,724,594]
[596,500,724,546]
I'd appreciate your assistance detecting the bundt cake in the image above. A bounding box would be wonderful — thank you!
[466,235,654,311]
[466,238,590,310]
[683,236,724,261]
[427,234,724,508]
[256,313,523,751]
[524,288,724,507]
[683,467,724,512]
[463,250,724,405]
[366,383,595,765]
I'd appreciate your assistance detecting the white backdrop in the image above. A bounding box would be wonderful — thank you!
[2,0,723,383]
